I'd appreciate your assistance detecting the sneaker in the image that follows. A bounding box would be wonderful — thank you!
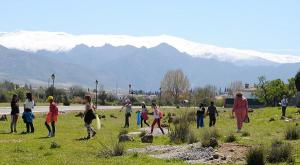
[236,129,241,133]
[48,132,52,138]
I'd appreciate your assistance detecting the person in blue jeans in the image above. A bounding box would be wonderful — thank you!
[22,109,35,133]
[196,104,205,128]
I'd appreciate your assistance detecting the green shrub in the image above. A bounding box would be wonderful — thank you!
[285,125,300,140]
[98,142,125,158]
[246,147,265,165]
[242,131,250,137]
[224,133,237,143]
[187,131,199,144]
[169,112,197,144]
[118,129,128,138]
[201,128,220,147]
[267,139,293,163]
[50,141,61,149]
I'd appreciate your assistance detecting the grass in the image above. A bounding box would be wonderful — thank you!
[0,107,299,164]
[246,146,265,165]
[285,125,300,140]
[267,139,293,163]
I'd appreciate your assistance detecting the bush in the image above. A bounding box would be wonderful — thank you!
[267,139,293,163]
[224,133,237,143]
[187,131,199,144]
[201,128,220,147]
[285,125,300,140]
[98,142,125,158]
[242,131,250,137]
[118,129,128,138]
[50,141,61,149]
[169,112,197,144]
[246,147,265,165]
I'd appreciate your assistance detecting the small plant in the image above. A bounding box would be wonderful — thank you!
[50,141,61,149]
[285,125,300,140]
[139,130,147,137]
[187,131,199,144]
[118,129,128,138]
[224,133,237,143]
[242,131,250,137]
[201,128,220,147]
[98,141,125,158]
[267,139,293,163]
[246,147,265,165]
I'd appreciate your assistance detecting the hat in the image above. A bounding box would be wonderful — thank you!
[47,96,54,102]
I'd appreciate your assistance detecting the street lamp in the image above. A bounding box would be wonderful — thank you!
[51,74,55,96]
[95,80,98,109]
[159,87,162,107]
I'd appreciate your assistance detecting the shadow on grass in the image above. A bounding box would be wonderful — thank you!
[75,137,90,141]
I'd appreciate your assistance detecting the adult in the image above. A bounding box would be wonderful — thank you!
[23,93,35,133]
[207,101,218,127]
[150,103,165,134]
[232,93,249,133]
[83,95,97,139]
[280,95,288,117]
[140,102,149,128]
[45,96,58,137]
[196,103,205,128]
[10,94,19,133]
[120,99,132,128]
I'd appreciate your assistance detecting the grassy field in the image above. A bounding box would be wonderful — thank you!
[0,107,299,165]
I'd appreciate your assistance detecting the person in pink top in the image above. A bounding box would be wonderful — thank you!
[232,92,249,133]
[150,103,165,134]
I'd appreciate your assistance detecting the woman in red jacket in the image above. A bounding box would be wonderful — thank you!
[232,93,248,133]
[45,96,58,137]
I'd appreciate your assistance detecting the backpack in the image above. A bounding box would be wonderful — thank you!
[159,111,164,119]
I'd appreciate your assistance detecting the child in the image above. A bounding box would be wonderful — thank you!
[196,103,205,128]
[207,101,218,127]
[83,95,97,139]
[24,93,34,112]
[22,109,35,133]
[120,99,132,128]
[10,94,19,133]
[45,96,58,137]
[140,102,149,128]
[150,103,165,134]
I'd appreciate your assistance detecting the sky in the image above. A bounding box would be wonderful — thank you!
[1,0,300,55]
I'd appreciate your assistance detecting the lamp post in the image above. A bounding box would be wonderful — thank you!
[129,84,132,98]
[159,87,162,107]
[95,80,98,109]
[51,74,55,96]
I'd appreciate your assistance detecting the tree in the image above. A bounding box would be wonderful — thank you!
[296,71,300,92]
[160,69,190,105]
[228,81,243,96]
[287,77,297,97]
[255,76,270,105]
[192,85,218,106]
[98,91,107,105]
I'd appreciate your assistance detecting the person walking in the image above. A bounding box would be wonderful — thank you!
[196,103,205,128]
[23,93,35,133]
[10,94,19,133]
[150,103,165,134]
[83,95,97,139]
[207,101,218,127]
[232,93,249,133]
[120,99,132,128]
[140,102,149,128]
[45,96,58,137]
[280,95,288,117]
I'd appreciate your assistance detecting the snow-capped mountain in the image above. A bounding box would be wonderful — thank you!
[1,31,300,64]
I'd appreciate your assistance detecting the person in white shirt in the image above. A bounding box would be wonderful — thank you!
[23,93,35,133]
[24,93,35,112]
[281,95,288,117]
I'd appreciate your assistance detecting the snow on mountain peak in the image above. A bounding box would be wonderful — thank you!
[0,30,300,64]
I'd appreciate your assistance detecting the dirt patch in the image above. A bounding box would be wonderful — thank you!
[128,142,250,164]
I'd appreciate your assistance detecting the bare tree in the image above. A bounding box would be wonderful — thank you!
[228,81,243,96]
[160,69,190,104]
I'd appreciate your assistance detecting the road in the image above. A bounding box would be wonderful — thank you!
[0,105,177,114]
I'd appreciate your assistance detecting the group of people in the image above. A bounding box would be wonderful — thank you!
[120,100,165,134]
[9,93,58,137]
[196,92,249,133]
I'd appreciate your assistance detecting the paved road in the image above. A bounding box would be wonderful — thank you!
[0,105,177,114]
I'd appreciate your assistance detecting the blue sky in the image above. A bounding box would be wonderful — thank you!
[1,0,300,55]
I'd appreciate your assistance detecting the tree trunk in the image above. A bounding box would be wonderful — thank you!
[296,91,300,108]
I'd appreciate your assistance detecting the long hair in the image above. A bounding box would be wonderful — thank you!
[84,95,92,103]
[11,94,18,103]
[26,93,33,102]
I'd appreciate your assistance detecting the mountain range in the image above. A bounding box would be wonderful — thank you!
[0,31,299,90]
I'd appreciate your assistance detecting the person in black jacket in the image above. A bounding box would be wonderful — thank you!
[10,94,19,133]
[207,101,218,127]
[196,104,205,128]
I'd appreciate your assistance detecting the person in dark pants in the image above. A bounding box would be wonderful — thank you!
[140,103,150,128]
[281,95,288,117]
[10,94,20,133]
[45,96,59,137]
[207,101,218,127]
[22,109,35,133]
[120,99,132,128]
[196,104,205,128]
[83,95,96,139]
